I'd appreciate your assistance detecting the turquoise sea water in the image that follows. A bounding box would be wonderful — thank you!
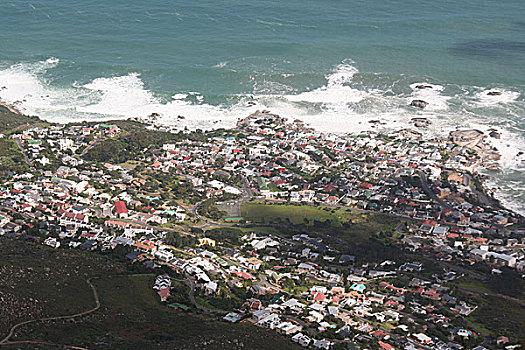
[0,0,524,212]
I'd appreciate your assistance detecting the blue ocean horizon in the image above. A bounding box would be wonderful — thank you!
[0,0,524,212]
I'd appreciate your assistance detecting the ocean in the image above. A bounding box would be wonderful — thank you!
[0,0,524,213]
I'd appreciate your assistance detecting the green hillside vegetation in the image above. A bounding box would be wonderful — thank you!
[0,139,25,171]
[0,106,42,133]
[0,238,299,350]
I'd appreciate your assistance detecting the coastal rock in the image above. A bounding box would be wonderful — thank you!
[410,117,432,128]
[415,84,433,89]
[450,129,502,169]
[484,162,500,171]
[481,151,501,162]
[236,110,286,128]
[450,129,497,152]
[487,91,502,96]
[177,115,185,120]
[148,112,160,119]
[410,100,428,109]
[398,129,422,140]
[489,130,501,139]
[247,101,256,106]
[450,129,485,146]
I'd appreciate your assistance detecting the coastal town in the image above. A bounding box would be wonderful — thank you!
[0,107,524,350]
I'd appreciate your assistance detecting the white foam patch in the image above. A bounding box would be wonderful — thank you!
[171,93,188,100]
[213,61,228,68]
[473,89,521,105]
[284,60,367,107]
[0,58,73,114]
[409,82,450,111]
[77,73,159,116]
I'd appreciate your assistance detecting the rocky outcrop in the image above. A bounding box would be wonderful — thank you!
[450,129,486,148]
[410,117,432,128]
[236,110,286,128]
[488,130,501,139]
[415,85,433,89]
[450,129,502,168]
[398,129,422,140]
[410,100,428,109]
[487,91,502,96]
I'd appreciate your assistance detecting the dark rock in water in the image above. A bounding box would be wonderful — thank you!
[368,120,380,124]
[517,152,524,157]
[177,115,185,120]
[247,101,256,106]
[415,85,433,89]
[149,112,160,119]
[410,118,432,128]
[489,130,501,139]
[487,91,502,96]
[410,100,428,109]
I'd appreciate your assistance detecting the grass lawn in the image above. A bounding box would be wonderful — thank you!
[241,202,365,226]
[241,202,402,247]
[117,160,141,169]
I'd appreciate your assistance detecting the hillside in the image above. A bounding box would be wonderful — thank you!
[0,106,42,134]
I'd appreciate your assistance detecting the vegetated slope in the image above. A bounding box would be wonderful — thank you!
[0,238,299,350]
[0,106,41,133]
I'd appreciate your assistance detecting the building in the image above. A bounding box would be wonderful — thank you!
[114,201,128,218]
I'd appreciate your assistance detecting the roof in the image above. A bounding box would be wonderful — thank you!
[114,200,128,214]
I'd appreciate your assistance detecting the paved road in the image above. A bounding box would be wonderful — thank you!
[14,139,33,166]
[80,139,98,157]
[418,170,453,210]
[192,176,254,229]
[256,273,282,292]
[465,174,492,207]
[184,278,228,315]
[0,278,100,344]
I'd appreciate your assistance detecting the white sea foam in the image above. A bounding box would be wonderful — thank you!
[171,93,188,100]
[472,89,520,105]
[213,61,228,68]
[77,73,158,116]
[409,82,450,111]
[45,57,60,64]
[284,61,369,109]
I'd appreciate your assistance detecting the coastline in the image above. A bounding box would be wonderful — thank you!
[0,101,21,115]
[0,98,521,218]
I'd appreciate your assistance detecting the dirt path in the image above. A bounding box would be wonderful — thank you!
[0,278,100,345]
[0,340,90,349]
